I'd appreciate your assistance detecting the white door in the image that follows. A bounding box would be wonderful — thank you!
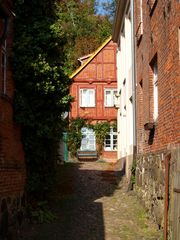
[80,128,96,151]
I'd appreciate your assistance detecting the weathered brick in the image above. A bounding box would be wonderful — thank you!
[0,1,26,238]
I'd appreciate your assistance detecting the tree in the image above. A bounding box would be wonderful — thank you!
[13,0,72,199]
[57,0,112,75]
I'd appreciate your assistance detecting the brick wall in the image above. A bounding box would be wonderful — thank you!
[0,1,26,238]
[135,0,180,154]
[135,1,180,237]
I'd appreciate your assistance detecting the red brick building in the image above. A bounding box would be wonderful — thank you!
[70,37,118,161]
[135,0,180,237]
[0,1,26,237]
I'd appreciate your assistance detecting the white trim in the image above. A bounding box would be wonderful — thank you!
[153,62,158,121]
[79,88,95,107]
[81,127,96,151]
[104,88,117,107]
[104,128,117,151]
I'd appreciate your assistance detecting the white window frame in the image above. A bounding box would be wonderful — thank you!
[153,61,158,121]
[79,88,95,107]
[1,40,7,94]
[104,89,117,107]
[104,128,117,151]
[80,127,96,151]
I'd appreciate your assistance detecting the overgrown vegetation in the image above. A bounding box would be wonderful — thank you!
[130,160,137,190]
[13,0,116,201]
[13,0,72,200]
[67,117,86,157]
[27,201,57,223]
[67,117,117,157]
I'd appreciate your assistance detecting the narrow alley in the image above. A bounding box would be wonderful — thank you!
[21,161,163,240]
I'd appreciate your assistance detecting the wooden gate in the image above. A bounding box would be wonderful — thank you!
[172,169,180,239]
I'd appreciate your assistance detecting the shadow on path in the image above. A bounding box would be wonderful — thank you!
[21,161,125,240]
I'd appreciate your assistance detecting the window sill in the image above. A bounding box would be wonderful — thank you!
[80,106,96,108]
[104,149,117,152]
[104,106,115,108]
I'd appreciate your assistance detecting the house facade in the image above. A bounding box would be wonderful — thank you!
[113,0,180,238]
[134,0,180,238]
[112,0,136,179]
[70,37,118,162]
[0,1,26,238]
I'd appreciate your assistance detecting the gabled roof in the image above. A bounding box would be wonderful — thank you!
[70,36,112,79]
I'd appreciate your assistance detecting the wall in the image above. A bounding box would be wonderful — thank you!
[70,40,117,121]
[113,0,135,178]
[70,40,117,161]
[135,0,180,238]
[135,0,180,154]
[0,1,26,238]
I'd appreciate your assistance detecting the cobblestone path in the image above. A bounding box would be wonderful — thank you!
[21,161,163,240]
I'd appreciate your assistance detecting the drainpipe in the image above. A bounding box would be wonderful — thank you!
[164,153,170,240]
[131,0,137,155]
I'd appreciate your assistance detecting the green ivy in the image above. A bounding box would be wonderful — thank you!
[67,118,117,157]
[93,122,111,155]
[67,117,86,157]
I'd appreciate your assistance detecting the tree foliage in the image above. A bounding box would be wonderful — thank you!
[13,0,72,199]
[13,0,116,199]
[57,0,113,74]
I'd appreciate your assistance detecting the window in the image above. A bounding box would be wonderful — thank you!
[81,128,96,151]
[152,60,158,121]
[147,0,157,15]
[1,40,7,94]
[104,89,117,107]
[80,89,95,107]
[136,0,143,44]
[104,128,117,151]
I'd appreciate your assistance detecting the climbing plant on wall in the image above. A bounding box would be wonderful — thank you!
[67,118,117,158]
[67,117,86,158]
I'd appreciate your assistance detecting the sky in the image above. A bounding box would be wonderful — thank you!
[95,0,112,15]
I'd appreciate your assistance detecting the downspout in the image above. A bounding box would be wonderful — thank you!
[131,0,137,155]
[164,153,170,240]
